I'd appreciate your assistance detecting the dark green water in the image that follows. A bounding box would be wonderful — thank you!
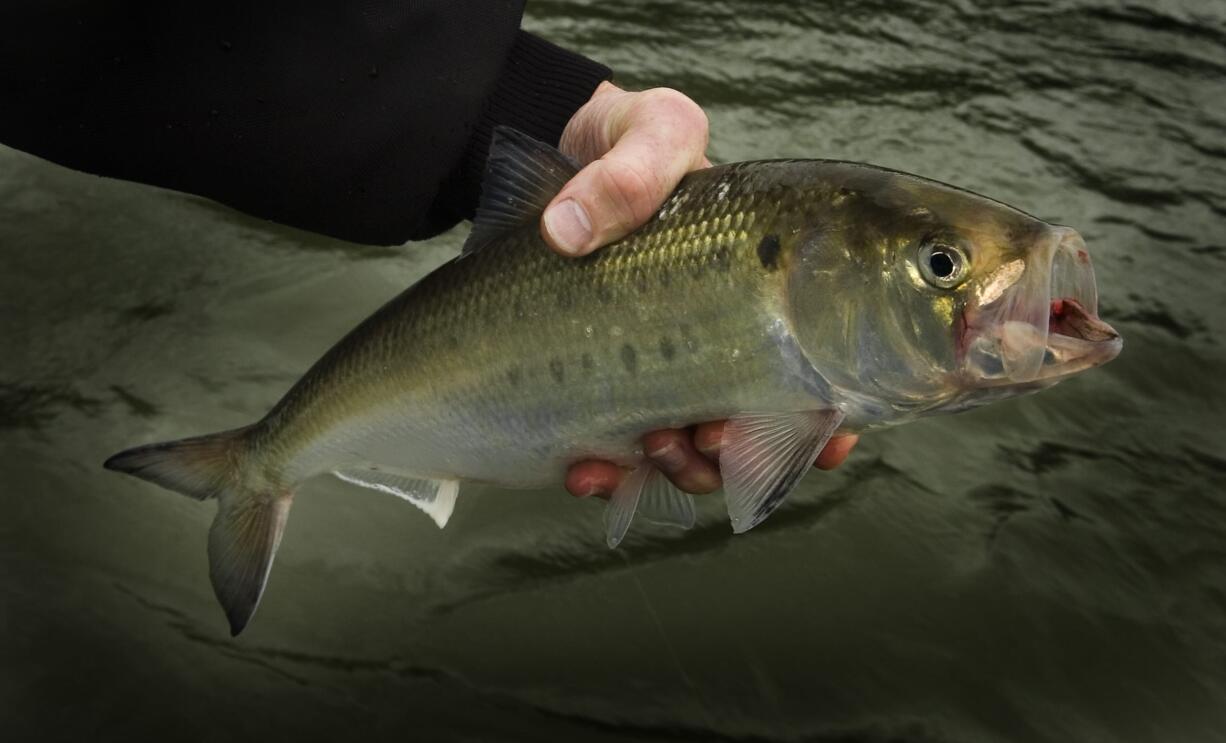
[3,2,1225,741]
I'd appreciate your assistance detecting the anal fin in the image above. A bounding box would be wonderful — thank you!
[333,466,459,528]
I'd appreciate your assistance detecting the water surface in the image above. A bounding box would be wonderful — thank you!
[3,1,1225,741]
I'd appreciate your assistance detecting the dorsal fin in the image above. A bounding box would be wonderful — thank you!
[463,126,580,255]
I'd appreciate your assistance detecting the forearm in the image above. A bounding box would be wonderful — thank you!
[0,3,609,244]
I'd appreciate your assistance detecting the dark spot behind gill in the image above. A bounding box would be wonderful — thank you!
[758,234,781,270]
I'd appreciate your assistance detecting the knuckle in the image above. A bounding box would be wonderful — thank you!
[641,88,708,128]
[595,158,660,230]
[632,88,709,166]
[640,88,709,143]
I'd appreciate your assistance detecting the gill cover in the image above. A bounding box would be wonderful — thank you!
[783,167,969,402]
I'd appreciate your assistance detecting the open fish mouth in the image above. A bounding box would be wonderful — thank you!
[964,227,1122,386]
[1041,296,1122,378]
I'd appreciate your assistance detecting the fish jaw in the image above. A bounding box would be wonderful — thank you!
[959,226,1122,389]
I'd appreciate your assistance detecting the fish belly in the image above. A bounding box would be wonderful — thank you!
[285,315,830,489]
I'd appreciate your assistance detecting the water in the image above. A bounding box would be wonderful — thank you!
[3,1,1224,740]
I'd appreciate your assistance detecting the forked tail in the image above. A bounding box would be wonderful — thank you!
[103,426,291,636]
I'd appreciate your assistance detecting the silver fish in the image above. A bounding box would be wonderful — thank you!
[105,128,1122,634]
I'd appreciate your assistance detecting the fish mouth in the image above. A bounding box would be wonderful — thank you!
[963,227,1122,386]
[1042,296,1122,379]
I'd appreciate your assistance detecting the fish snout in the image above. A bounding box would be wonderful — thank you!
[962,227,1121,386]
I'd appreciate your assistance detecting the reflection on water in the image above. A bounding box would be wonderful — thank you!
[3,1,1225,740]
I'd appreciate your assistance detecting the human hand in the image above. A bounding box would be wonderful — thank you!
[566,425,860,499]
[546,82,858,499]
[542,81,710,256]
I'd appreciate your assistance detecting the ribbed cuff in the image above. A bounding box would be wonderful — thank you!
[455,30,612,216]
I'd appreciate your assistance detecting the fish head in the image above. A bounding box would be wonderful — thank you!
[786,164,1122,413]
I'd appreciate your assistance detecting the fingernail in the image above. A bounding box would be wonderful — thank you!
[543,199,593,255]
[647,440,686,473]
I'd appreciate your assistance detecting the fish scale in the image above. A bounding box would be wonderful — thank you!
[104,128,1121,634]
[249,165,810,488]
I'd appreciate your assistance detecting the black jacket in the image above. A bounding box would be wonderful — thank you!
[0,2,610,244]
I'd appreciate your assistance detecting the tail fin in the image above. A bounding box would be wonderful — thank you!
[104,427,291,636]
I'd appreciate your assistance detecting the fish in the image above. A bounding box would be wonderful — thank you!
[104,127,1123,635]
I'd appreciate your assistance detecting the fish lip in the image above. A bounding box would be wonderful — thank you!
[960,226,1122,387]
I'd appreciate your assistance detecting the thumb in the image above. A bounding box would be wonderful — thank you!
[542,88,708,256]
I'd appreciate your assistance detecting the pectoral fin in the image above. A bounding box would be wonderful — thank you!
[720,410,845,533]
[604,462,697,548]
[333,467,459,528]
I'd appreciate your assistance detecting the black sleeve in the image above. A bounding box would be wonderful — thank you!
[0,3,611,245]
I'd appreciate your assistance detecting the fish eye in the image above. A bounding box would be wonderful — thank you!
[918,239,969,289]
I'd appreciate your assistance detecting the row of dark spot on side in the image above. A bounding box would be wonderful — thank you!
[503,233,780,390]
[505,328,701,388]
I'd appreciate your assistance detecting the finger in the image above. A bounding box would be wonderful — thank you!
[642,428,722,494]
[543,89,708,256]
[693,422,859,471]
[694,420,726,460]
[814,435,859,470]
[565,460,626,500]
